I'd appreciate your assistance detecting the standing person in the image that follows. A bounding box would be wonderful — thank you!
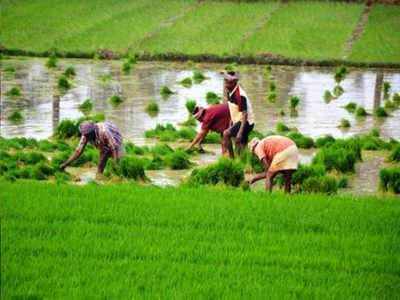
[222,71,255,158]
[186,103,231,154]
[60,121,123,175]
[247,136,299,193]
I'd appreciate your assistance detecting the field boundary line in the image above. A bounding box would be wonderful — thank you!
[235,1,286,53]
[342,2,372,59]
[128,1,204,53]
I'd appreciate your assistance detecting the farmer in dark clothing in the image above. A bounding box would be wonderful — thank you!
[222,71,255,158]
[60,121,123,174]
[186,103,231,154]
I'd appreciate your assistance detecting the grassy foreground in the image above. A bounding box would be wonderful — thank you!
[1,1,399,65]
[1,181,400,298]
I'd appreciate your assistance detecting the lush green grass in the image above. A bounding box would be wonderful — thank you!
[1,181,400,298]
[140,2,278,55]
[349,5,400,63]
[241,1,363,60]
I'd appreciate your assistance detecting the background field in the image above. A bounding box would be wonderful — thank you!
[1,0,400,64]
[1,181,400,298]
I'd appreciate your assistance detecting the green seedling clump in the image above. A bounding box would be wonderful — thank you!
[344,102,357,113]
[165,150,192,170]
[204,132,221,144]
[79,99,93,114]
[379,167,400,193]
[334,66,348,83]
[56,119,80,139]
[185,99,197,114]
[337,176,349,188]
[206,92,220,105]
[355,106,368,117]
[193,70,207,83]
[160,86,174,98]
[46,54,57,68]
[374,107,388,118]
[276,122,290,133]
[313,144,357,173]
[15,151,47,165]
[388,145,400,162]
[384,100,396,110]
[63,66,76,78]
[323,90,333,103]
[109,95,123,106]
[6,86,21,98]
[188,157,244,187]
[180,116,197,127]
[292,164,326,186]
[38,140,58,152]
[122,61,132,74]
[289,96,300,110]
[146,101,159,116]
[286,132,314,149]
[333,85,344,98]
[302,175,338,194]
[383,81,391,99]
[58,75,71,90]
[267,92,277,103]
[338,118,351,129]
[8,111,24,123]
[180,77,193,88]
[105,156,146,181]
[124,142,146,156]
[393,93,400,105]
[269,82,276,92]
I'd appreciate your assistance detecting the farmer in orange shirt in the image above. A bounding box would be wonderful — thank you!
[247,135,299,193]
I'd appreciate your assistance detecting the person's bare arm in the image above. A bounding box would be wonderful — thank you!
[186,128,209,150]
[236,111,248,144]
[249,158,270,184]
[60,136,87,169]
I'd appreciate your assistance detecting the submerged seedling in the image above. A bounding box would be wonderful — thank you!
[7,110,24,124]
[344,102,357,113]
[267,92,277,103]
[193,70,207,83]
[160,86,175,98]
[63,66,76,78]
[206,92,220,105]
[146,101,159,117]
[323,90,333,103]
[333,85,344,98]
[6,86,21,98]
[289,96,300,110]
[374,107,389,118]
[180,77,193,88]
[122,61,132,74]
[383,81,391,100]
[276,122,290,133]
[334,66,348,83]
[46,54,57,68]
[355,106,368,117]
[58,75,71,90]
[185,99,197,114]
[338,118,351,129]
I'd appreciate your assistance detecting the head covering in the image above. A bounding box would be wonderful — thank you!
[193,106,205,119]
[248,137,260,153]
[222,71,239,82]
[79,121,96,136]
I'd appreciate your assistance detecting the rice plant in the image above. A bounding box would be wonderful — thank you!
[323,90,333,103]
[334,66,348,83]
[109,95,123,106]
[383,81,391,100]
[5,86,21,98]
[206,92,220,105]
[46,54,57,68]
[63,66,76,78]
[160,86,175,98]
[374,107,388,118]
[333,85,344,98]
[180,77,193,88]
[338,118,351,129]
[7,110,24,124]
[122,61,132,74]
[78,99,93,115]
[289,96,300,110]
[185,99,197,114]
[58,75,71,90]
[276,122,290,133]
[193,70,207,83]
[355,106,368,117]
[146,101,159,117]
[344,102,357,113]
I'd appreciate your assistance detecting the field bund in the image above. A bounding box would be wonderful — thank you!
[1,181,399,298]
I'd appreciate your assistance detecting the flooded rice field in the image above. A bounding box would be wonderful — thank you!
[1,57,399,192]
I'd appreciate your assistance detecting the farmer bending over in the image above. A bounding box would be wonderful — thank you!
[186,103,231,154]
[60,121,123,174]
[222,71,255,158]
[247,135,299,193]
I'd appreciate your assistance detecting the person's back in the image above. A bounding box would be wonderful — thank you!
[201,103,230,133]
[254,135,295,163]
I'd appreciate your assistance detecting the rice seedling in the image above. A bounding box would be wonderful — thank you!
[193,70,207,83]
[286,132,314,149]
[323,90,333,103]
[338,118,351,129]
[46,54,57,68]
[203,132,221,144]
[78,99,93,114]
[384,100,396,111]
[337,176,349,188]
[58,75,71,90]
[160,86,175,98]
[38,140,58,152]
[164,150,192,170]
[269,81,277,92]
[279,109,285,116]
[180,116,197,127]
[7,111,23,124]
[393,93,400,105]
[109,95,123,106]
[205,92,220,105]
[63,66,76,78]
[6,86,21,98]
[145,101,159,117]
[302,175,338,194]
[105,156,146,181]
[313,144,358,174]
[188,157,244,187]
[55,119,80,139]
[180,77,193,88]
[276,122,290,133]
[267,92,277,103]
[334,66,348,83]
[99,74,112,84]
[289,96,300,110]
[122,61,132,74]
[124,142,146,156]
[344,102,357,113]
[388,145,400,162]
[4,66,15,73]
[355,106,368,117]
[379,167,400,193]
[185,99,197,114]
[374,107,388,118]
[127,55,137,65]
[333,85,344,98]
[383,81,391,100]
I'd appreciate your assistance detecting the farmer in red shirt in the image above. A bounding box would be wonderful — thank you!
[247,135,299,193]
[186,103,231,153]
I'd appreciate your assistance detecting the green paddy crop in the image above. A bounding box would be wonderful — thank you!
[1,181,399,298]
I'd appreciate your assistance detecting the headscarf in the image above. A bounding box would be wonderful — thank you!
[248,137,260,153]
[222,71,239,82]
[79,121,96,136]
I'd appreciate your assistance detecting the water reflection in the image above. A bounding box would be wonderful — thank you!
[1,58,399,142]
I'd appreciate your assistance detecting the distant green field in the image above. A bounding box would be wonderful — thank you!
[0,1,399,64]
[241,2,363,60]
[349,5,400,63]
[1,181,400,298]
